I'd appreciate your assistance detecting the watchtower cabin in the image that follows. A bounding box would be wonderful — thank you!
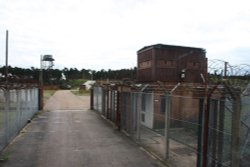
[137,44,207,83]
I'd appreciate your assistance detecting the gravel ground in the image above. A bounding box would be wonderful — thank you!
[43,90,90,111]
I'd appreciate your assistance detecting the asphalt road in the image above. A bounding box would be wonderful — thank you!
[0,90,165,167]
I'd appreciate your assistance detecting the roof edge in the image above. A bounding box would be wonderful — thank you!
[137,43,206,54]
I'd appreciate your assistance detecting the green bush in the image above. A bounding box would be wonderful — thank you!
[67,79,87,89]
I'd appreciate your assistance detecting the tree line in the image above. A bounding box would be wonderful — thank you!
[0,66,137,84]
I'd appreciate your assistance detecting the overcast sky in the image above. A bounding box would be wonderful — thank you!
[0,0,249,70]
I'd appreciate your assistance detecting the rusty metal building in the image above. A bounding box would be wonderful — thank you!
[137,44,207,83]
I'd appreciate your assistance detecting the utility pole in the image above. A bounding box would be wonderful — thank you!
[5,30,9,84]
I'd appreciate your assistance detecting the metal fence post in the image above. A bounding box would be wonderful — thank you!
[116,91,121,130]
[25,89,28,120]
[112,91,115,120]
[197,98,204,167]
[165,93,171,160]
[97,87,99,112]
[106,89,108,117]
[38,87,43,110]
[102,88,105,115]
[16,90,21,131]
[231,94,241,167]
[4,90,10,145]
[137,92,142,140]
[90,88,94,110]
[29,89,32,116]
[202,96,210,167]
[217,97,225,167]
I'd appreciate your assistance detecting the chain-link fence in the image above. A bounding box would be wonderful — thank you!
[93,86,103,113]
[167,95,201,167]
[92,85,250,167]
[206,98,234,166]
[240,96,250,167]
[0,88,39,151]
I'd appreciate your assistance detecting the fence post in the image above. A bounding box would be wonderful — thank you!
[112,91,115,120]
[136,92,142,140]
[217,97,225,167]
[197,98,204,167]
[16,89,21,131]
[231,93,241,167]
[102,88,106,115]
[38,87,43,110]
[211,100,218,166]
[116,91,121,130]
[165,93,171,160]
[106,89,109,117]
[4,90,10,145]
[90,88,94,110]
[97,87,100,112]
[202,96,210,167]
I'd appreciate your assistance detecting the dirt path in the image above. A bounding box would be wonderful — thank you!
[43,90,90,111]
[1,90,164,167]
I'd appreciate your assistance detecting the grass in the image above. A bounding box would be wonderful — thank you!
[68,79,87,89]
[43,87,90,100]
[43,90,56,101]
[71,89,90,96]
[0,151,9,162]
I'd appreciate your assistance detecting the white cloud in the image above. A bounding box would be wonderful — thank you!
[0,0,249,70]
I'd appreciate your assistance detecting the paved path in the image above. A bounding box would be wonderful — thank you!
[0,90,165,167]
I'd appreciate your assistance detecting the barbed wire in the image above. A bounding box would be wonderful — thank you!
[231,64,250,76]
[208,59,250,94]
[208,59,250,77]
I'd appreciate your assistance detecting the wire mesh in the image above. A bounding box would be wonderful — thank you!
[93,86,103,113]
[0,88,39,151]
[206,98,233,167]
[137,92,166,159]
[92,84,250,167]
[167,95,201,167]
[120,92,137,134]
[240,96,250,167]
